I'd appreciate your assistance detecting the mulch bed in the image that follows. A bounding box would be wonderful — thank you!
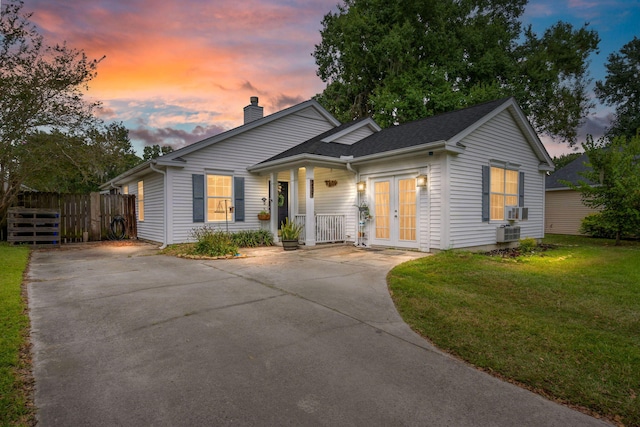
[484,243,557,258]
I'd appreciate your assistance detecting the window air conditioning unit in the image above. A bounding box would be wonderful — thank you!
[497,225,521,242]
[506,206,529,221]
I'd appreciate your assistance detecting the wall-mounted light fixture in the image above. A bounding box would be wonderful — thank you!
[357,181,366,192]
[416,174,428,187]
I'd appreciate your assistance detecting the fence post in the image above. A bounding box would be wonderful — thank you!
[90,192,101,241]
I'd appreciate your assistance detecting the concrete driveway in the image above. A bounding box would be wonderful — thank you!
[27,242,609,426]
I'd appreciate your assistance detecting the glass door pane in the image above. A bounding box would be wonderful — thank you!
[374,181,390,239]
[398,178,416,241]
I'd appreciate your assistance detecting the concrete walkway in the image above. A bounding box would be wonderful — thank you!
[27,242,609,426]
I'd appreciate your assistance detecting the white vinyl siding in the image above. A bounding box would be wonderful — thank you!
[447,109,546,249]
[426,158,442,250]
[169,108,336,243]
[332,126,376,145]
[135,172,164,243]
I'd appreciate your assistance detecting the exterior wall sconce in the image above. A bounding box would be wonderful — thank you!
[416,174,428,187]
[357,181,366,192]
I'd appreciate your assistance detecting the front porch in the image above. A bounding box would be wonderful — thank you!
[257,165,361,246]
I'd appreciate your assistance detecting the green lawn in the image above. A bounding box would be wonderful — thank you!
[0,244,34,426]
[388,235,640,426]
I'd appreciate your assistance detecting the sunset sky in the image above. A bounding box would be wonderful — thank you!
[22,0,640,158]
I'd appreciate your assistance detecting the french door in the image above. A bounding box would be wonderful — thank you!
[371,175,417,248]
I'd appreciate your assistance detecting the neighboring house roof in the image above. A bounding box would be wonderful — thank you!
[546,153,595,190]
[251,97,554,172]
[100,99,339,189]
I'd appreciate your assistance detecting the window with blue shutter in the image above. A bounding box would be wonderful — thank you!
[234,177,245,222]
[192,174,205,222]
[519,172,525,207]
[484,165,525,221]
[482,166,490,222]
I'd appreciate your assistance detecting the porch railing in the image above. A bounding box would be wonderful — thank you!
[293,214,345,244]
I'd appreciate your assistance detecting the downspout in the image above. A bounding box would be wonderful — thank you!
[149,161,168,249]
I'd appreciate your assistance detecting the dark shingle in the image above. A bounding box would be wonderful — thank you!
[259,97,512,164]
[259,119,367,163]
[350,97,511,157]
[546,153,594,189]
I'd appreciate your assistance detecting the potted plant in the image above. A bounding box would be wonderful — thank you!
[280,217,302,251]
[258,210,270,221]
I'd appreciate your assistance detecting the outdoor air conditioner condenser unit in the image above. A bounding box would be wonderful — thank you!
[496,225,521,243]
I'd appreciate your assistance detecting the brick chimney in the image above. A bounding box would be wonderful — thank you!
[243,96,263,124]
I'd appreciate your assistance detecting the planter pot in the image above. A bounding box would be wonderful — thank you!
[282,239,299,251]
[258,213,270,221]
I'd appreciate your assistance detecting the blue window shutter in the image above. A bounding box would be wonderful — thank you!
[482,166,490,222]
[519,172,525,207]
[192,174,205,222]
[234,176,245,222]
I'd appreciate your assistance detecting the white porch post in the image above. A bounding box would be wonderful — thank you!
[270,172,279,243]
[305,166,316,246]
[289,168,298,219]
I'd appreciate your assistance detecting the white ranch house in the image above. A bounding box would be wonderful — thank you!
[101,97,554,252]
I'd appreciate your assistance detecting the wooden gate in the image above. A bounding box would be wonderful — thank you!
[12,192,137,243]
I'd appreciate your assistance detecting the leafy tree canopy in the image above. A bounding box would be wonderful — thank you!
[19,123,140,193]
[571,135,640,245]
[143,144,174,160]
[0,0,118,222]
[595,36,640,139]
[313,0,599,146]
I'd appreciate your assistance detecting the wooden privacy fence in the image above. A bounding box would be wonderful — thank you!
[12,192,137,243]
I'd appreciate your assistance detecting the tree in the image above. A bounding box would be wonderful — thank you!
[552,152,582,170]
[0,0,103,222]
[572,135,640,245]
[143,144,174,160]
[19,123,140,193]
[595,37,640,139]
[313,0,599,145]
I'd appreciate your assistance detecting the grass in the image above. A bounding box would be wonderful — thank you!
[0,243,34,426]
[388,235,640,426]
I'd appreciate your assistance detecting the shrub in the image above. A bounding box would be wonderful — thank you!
[518,237,537,253]
[230,229,274,247]
[190,226,238,257]
[580,213,617,239]
[280,217,303,240]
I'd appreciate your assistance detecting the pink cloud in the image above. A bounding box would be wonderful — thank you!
[130,124,226,149]
[21,0,336,150]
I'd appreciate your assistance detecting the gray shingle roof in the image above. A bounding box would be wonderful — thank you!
[260,118,368,163]
[260,97,512,165]
[349,97,512,157]
[546,153,594,189]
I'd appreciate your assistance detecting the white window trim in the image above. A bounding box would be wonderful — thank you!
[206,173,235,223]
[489,165,520,222]
[137,180,144,222]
